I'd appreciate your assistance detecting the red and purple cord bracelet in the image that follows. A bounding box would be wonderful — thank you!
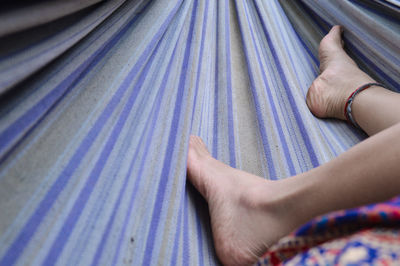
[344,82,386,130]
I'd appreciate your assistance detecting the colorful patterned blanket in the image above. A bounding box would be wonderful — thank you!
[259,196,400,265]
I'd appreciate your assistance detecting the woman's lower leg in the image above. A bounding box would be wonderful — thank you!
[187,25,400,266]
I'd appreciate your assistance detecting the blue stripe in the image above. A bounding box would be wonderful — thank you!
[224,0,236,167]
[0,7,143,163]
[254,2,319,168]
[0,5,178,265]
[212,0,219,159]
[142,0,197,263]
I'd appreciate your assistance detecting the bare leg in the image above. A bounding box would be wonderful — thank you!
[306,26,400,135]
[188,124,400,265]
[187,136,297,265]
[187,26,400,266]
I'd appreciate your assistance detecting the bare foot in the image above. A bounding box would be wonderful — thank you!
[187,136,301,266]
[306,25,375,120]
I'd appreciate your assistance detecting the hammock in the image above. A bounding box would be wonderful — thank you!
[0,0,399,264]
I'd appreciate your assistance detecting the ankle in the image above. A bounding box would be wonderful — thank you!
[244,179,306,233]
[265,176,318,231]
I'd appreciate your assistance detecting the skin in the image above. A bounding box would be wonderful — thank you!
[186,26,400,266]
[306,26,400,135]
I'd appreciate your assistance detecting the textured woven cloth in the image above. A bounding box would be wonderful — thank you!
[258,196,400,265]
[261,228,400,265]
[0,0,399,265]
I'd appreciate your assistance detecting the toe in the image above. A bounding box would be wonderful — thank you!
[189,135,210,158]
[187,136,212,198]
[318,25,345,72]
[322,25,343,49]
[329,25,343,47]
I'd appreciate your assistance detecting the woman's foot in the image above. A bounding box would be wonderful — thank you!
[187,136,301,266]
[306,25,375,120]
[186,26,379,265]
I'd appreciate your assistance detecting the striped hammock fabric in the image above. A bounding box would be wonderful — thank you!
[0,0,399,265]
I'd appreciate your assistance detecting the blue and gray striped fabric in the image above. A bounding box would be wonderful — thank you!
[0,0,399,265]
